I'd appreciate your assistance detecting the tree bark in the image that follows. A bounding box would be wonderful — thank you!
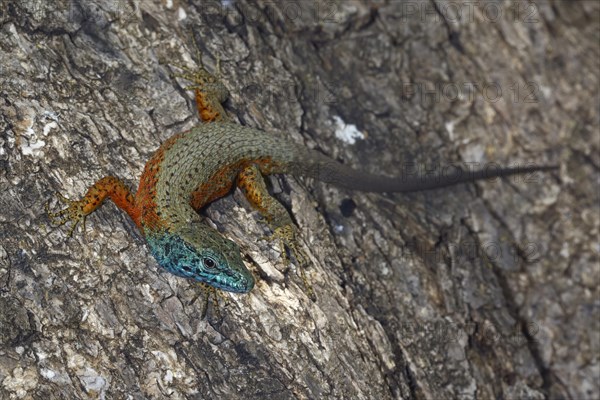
[0,1,597,399]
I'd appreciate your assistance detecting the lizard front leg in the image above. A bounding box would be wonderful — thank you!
[237,164,315,299]
[46,176,140,235]
[167,39,229,123]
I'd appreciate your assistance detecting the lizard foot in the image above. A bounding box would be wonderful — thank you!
[166,44,226,97]
[164,31,229,123]
[264,225,316,301]
[191,283,230,320]
[167,29,224,86]
[168,61,222,91]
[45,192,87,237]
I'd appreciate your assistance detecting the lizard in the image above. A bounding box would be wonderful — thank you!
[46,48,558,297]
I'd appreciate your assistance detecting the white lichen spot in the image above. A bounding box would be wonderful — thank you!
[20,119,45,157]
[40,368,73,385]
[445,120,456,141]
[380,263,390,276]
[81,307,90,322]
[35,348,48,361]
[41,367,72,385]
[19,110,59,157]
[540,85,551,99]
[43,121,58,136]
[42,110,60,122]
[141,283,155,302]
[178,7,187,20]
[332,116,364,145]
[560,242,570,258]
[333,223,344,234]
[40,368,56,380]
[79,367,108,399]
[165,0,173,9]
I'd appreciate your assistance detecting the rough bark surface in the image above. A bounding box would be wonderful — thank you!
[0,1,597,399]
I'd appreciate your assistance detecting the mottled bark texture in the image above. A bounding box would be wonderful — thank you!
[0,1,597,399]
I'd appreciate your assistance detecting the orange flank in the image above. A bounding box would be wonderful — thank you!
[191,157,283,211]
[136,132,185,231]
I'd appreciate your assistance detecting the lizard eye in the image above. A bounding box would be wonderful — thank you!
[203,257,216,269]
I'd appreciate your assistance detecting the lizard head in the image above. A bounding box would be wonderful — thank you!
[146,224,254,293]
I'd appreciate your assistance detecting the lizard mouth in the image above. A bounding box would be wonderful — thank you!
[211,272,255,293]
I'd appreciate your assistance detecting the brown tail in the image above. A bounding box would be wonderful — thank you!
[293,152,558,193]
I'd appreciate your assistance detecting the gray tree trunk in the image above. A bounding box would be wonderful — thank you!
[0,1,597,399]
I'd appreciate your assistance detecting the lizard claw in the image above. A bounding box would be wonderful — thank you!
[45,192,87,237]
[266,225,316,300]
[166,46,221,91]
[190,283,229,320]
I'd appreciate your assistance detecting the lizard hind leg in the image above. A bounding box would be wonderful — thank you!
[237,164,316,300]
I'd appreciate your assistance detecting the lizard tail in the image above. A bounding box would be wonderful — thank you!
[293,152,558,193]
